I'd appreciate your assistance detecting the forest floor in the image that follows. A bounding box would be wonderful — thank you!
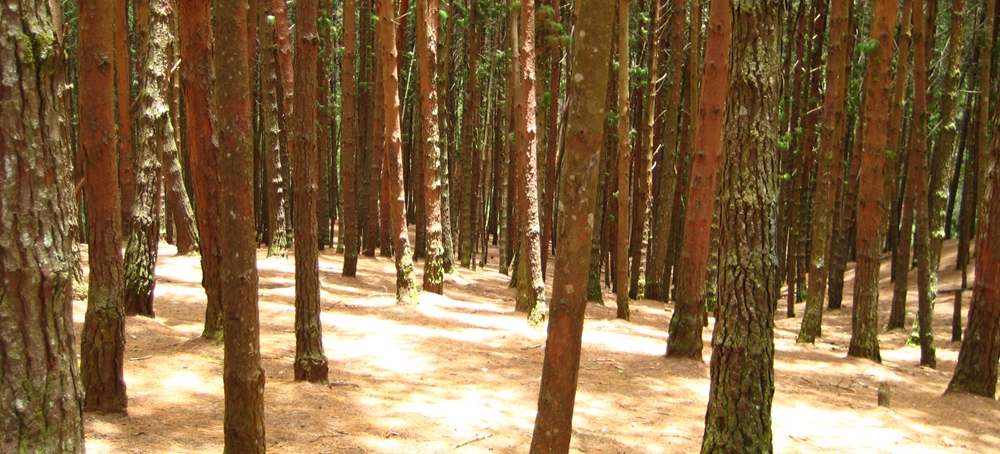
[78,238,1000,453]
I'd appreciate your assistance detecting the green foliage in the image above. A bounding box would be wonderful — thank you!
[857,37,879,55]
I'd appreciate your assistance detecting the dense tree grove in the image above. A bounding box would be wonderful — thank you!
[5,0,999,450]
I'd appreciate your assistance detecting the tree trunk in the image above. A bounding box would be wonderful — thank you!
[126,0,174,318]
[0,5,84,450]
[701,0,778,450]
[290,0,330,382]
[945,131,1000,397]
[178,0,225,341]
[528,0,613,448]
[259,6,291,257]
[161,122,200,255]
[460,0,482,269]
[848,0,897,363]
[797,0,851,343]
[628,0,658,300]
[379,0,419,305]
[213,0,267,448]
[418,0,445,294]
[79,0,128,414]
[116,0,136,235]
[342,0,361,276]
[614,0,632,320]
[666,0,730,359]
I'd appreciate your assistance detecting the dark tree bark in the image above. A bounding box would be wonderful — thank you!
[848,0,898,363]
[514,0,548,326]
[178,0,225,342]
[528,0,613,449]
[290,0,330,382]
[459,0,482,269]
[116,0,136,234]
[380,0,419,304]
[317,0,334,250]
[79,0,128,413]
[701,0,778,450]
[125,0,174,318]
[666,0,730,359]
[0,2,84,449]
[213,0,267,449]
[614,0,632,320]
[945,132,1000,397]
[798,0,851,343]
[342,0,361,276]
[418,0,445,294]
[259,4,291,258]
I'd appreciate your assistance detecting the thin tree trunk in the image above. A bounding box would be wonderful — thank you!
[666,0,730,359]
[614,0,632,320]
[116,0,136,235]
[342,0,362,276]
[379,0,419,304]
[418,0,445,293]
[161,123,200,255]
[259,7,291,257]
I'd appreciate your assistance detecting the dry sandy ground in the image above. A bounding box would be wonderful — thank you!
[78,239,1000,453]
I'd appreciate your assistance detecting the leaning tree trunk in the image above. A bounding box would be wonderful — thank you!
[259,5,291,257]
[290,0,331,383]
[528,0,614,449]
[213,0,267,449]
[848,0,898,363]
[666,0,730,359]
[0,2,85,450]
[79,0,128,413]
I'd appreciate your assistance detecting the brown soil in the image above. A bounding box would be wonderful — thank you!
[79,239,1000,453]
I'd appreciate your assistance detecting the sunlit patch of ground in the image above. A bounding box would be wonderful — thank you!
[78,239,1000,453]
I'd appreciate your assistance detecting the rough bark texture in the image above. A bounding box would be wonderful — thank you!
[798,0,850,343]
[291,0,330,382]
[848,0,898,363]
[259,6,290,258]
[79,0,128,413]
[614,0,631,321]
[161,121,199,255]
[459,0,482,269]
[514,0,548,326]
[945,132,1000,397]
[916,0,965,369]
[0,1,84,449]
[178,0,225,342]
[213,0,267,449]
[666,0,730,359]
[418,0,445,294]
[380,0,419,305]
[528,0,613,449]
[700,0,777,450]
[342,0,361,277]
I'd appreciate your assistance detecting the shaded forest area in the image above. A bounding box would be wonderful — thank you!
[1,0,999,451]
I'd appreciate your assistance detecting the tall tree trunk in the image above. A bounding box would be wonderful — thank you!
[701,0,778,449]
[945,124,1000,397]
[798,0,854,342]
[79,0,128,413]
[614,0,632,320]
[259,6,291,257]
[539,0,562,279]
[528,0,613,448]
[848,0,898,363]
[666,0,730,359]
[125,0,174,318]
[179,0,225,341]
[342,0,362,276]
[290,0,331,383]
[460,0,482,269]
[379,0,419,304]
[915,0,965,369]
[418,0,445,293]
[116,0,136,234]
[317,0,334,250]
[0,4,84,450]
[514,0,548,326]
[161,123,200,255]
[213,0,267,449]
[628,0,658,300]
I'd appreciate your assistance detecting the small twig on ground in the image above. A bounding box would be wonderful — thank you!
[129,355,153,361]
[453,433,492,449]
[522,344,543,350]
[327,381,362,388]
